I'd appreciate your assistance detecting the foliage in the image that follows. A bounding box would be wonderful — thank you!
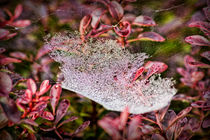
[0,0,209,139]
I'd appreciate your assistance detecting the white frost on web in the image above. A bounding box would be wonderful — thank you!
[47,33,176,114]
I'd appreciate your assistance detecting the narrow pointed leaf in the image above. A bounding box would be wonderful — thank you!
[57,116,78,128]
[18,89,32,104]
[185,35,210,46]
[9,20,31,28]
[132,67,145,82]
[50,84,62,115]
[133,15,156,26]
[0,57,21,65]
[27,79,37,95]
[35,45,51,60]
[10,52,28,60]
[14,4,22,19]
[31,102,47,112]
[127,116,141,140]
[19,119,38,127]
[2,33,17,40]
[119,107,129,130]
[80,15,91,41]
[108,1,124,20]
[55,99,70,124]
[37,80,51,96]
[73,121,90,136]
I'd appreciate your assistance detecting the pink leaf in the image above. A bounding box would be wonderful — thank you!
[33,96,51,102]
[90,24,112,37]
[14,4,22,19]
[91,8,105,29]
[188,61,210,68]
[133,15,156,27]
[10,52,28,60]
[0,57,21,65]
[202,117,210,128]
[98,117,121,139]
[19,89,33,104]
[57,116,78,128]
[31,102,47,112]
[40,111,54,121]
[55,99,70,124]
[188,21,210,38]
[191,71,204,82]
[35,45,51,60]
[37,80,51,97]
[203,7,210,21]
[176,68,186,77]
[20,119,38,127]
[137,32,165,42]
[9,20,31,28]
[80,15,92,41]
[127,116,141,140]
[27,79,37,95]
[119,107,129,130]
[191,101,205,108]
[144,61,168,79]
[108,1,124,21]
[184,55,196,68]
[114,21,131,37]
[50,84,62,115]
[2,33,17,40]
[132,66,145,82]
[185,35,210,46]
[73,121,90,135]
[201,51,210,61]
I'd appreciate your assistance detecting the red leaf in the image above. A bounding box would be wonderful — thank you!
[191,71,204,82]
[203,7,210,21]
[9,20,31,28]
[10,52,28,60]
[201,51,210,61]
[0,29,9,39]
[191,101,205,108]
[108,1,124,21]
[90,24,112,37]
[91,8,105,29]
[95,0,111,6]
[188,21,210,38]
[98,117,121,139]
[73,121,90,136]
[188,61,210,68]
[185,35,210,46]
[55,99,70,124]
[35,45,51,60]
[176,68,186,77]
[168,107,192,129]
[50,84,62,115]
[144,61,168,79]
[133,15,156,27]
[138,32,165,42]
[33,96,51,102]
[132,66,145,82]
[80,15,91,41]
[40,111,54,121]
[0,72,12,95]
[184,55,195,68]
[31,102,47,112]
[14,4,22,19]
[119,107,129,130]
[57,116,78,128]
[27,79,37,95]
[37,80,51,97]
[19,89,33,104]
[0,57,21,65]
[127,116,141,140]
[2,33,17,40]
[114,21,131,37]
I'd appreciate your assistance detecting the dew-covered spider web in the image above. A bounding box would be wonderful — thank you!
[47,33,176,114]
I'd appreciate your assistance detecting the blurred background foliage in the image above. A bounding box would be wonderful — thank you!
[0,0,209,139]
